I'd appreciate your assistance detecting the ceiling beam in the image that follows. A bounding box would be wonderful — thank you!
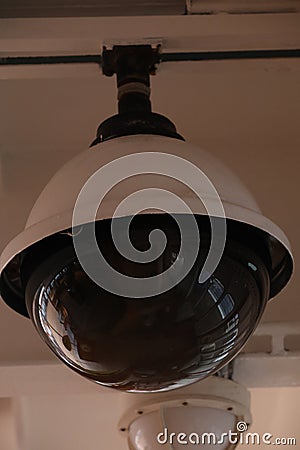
[1,14,299,80]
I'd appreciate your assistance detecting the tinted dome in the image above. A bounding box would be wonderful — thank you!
[24,214,270,392]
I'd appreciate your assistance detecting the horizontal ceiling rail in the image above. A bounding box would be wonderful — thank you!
[1,48,300,66]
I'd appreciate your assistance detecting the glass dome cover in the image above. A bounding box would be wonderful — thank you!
[24,214,270,392]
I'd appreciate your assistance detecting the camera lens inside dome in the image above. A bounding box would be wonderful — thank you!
[25,214,270,392]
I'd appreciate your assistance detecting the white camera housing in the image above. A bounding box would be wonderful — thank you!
[0,134,292,296]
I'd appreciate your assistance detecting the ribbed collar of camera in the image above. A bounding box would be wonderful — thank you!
[90,111,184,147]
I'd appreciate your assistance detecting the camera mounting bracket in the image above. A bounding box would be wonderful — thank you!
[91,44,183,146]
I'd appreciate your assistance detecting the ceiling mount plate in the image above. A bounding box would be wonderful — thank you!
[101,44,162,78]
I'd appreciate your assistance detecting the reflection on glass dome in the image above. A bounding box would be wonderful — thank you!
[26,215,269,392]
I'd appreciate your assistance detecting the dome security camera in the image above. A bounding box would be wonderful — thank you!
[0,45,293,393]
[119,376,252,450]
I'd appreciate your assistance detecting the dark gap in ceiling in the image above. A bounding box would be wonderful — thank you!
[0,0,186,18]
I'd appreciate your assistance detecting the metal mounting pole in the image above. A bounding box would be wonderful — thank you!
[102,45,160,114]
